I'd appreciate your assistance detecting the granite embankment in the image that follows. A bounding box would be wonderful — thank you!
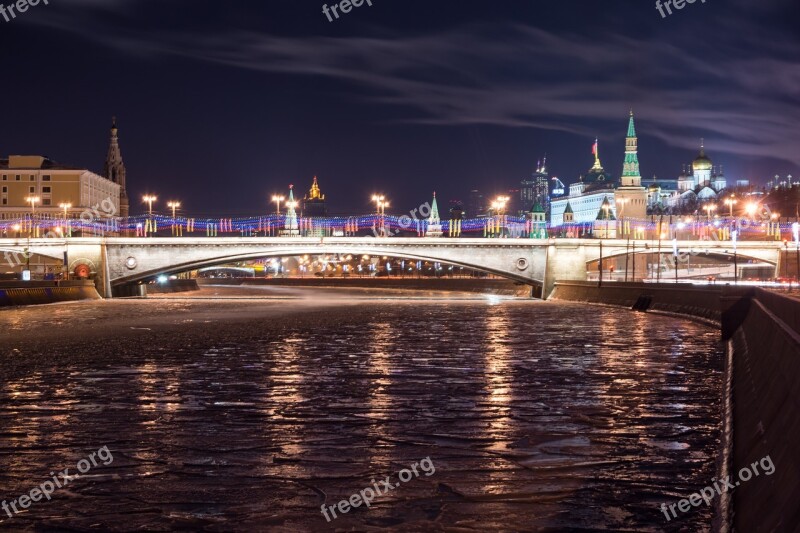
[196,277,532,296]
[552,281,800,532]
[0,280,100,307]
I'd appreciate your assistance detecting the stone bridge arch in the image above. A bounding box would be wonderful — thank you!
[104,237,549,290]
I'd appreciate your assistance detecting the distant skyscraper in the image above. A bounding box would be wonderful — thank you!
[521,156,551,215]
[104,117,128,217]
[467,189,485,218]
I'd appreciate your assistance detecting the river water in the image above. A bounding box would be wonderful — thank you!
[0,287,724,532]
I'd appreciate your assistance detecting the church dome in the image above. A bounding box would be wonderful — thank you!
[648,183,660,192]
[693,144,713,172]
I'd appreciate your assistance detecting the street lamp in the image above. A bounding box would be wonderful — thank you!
[271,194,285,215]
[372,195,389,236]
[25,195,40,217]
[167,201,181,219]
[25,196,40,237]
[724,197,737,218]
[142,195,157,216]
[59,202,72,238]
[745,202,758,218]
[491,196,510,238]
[703,203,717,222]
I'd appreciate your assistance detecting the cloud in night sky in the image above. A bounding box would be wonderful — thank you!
[16,0,800,186]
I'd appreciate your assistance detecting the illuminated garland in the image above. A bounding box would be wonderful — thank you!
[0,214,796,240]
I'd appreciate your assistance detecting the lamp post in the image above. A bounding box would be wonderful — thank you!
[167,201,180,220]
[271,194,285,215]
[732,229,738,284]
[142,195,157,216]
[703,203,717,223]
[673,238,679,283]
[372,194,389,236]
[25,196,40,237]
[616,197,628,238]
[59,202,72,237]
[793,223,800,284]
[491,196,509,238]
[724,197,737,218]
[167,201,181,236]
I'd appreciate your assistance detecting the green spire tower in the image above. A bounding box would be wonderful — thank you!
[284,185,299,235]
[621,110,642,187]
[430,192,441,224]
[426,192,443,237]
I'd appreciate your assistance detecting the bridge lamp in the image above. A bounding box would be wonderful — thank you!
[25,196,40,217]
[271,195,285,215]
[724,197,737,217]
[167,201,181,220]
[616,198,629,218]
[142,195,157,216]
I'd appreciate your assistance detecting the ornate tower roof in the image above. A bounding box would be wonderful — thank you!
[595,196,616,220]
[590,138,604,172]
[305,176,325,201]
[429,192,441,223]
[622,111,641,183]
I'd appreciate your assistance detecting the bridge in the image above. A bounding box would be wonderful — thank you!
[0,236,785,298]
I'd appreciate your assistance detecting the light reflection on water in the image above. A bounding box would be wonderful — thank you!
[0,292,723,531]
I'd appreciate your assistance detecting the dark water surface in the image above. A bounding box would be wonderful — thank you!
[0,288,724,532]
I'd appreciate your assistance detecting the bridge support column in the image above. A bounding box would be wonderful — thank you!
[98,243,112,299]
[543,243,589,299]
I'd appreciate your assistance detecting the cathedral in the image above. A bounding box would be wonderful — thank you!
[646,141,741,212]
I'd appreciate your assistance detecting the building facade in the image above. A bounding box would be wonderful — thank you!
[1,155,119,221]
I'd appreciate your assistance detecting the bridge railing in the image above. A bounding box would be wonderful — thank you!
[0,214,798,242]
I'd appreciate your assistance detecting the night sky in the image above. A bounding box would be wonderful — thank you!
[1,0,798,216]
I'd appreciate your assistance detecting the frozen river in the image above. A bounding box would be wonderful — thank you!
[0,287,724,531]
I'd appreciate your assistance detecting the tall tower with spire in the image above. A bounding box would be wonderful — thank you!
[613,110,648,221]
[104,117,129,217]
[302,176,328,217]
[621,111,642,187]
[284,185,299,235]
[425,192,443,237]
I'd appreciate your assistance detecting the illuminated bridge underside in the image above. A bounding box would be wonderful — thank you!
[0,237,784,298]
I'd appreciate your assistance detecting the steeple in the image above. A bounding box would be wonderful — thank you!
[306,176,325,201]
[285,185,299,234]
[621,111,642,186]
[595,196,616,220]
[104,116,129,217]
[590,138,604,172]
[430,192,441,223]
[425,192,443,237]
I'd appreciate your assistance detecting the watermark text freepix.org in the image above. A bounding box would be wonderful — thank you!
[656,0,706,19]
[2,445,114,519]
[321,457,435,522]
[322,0,373,23]
[659,454,774,521]
[0,0,48,23]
